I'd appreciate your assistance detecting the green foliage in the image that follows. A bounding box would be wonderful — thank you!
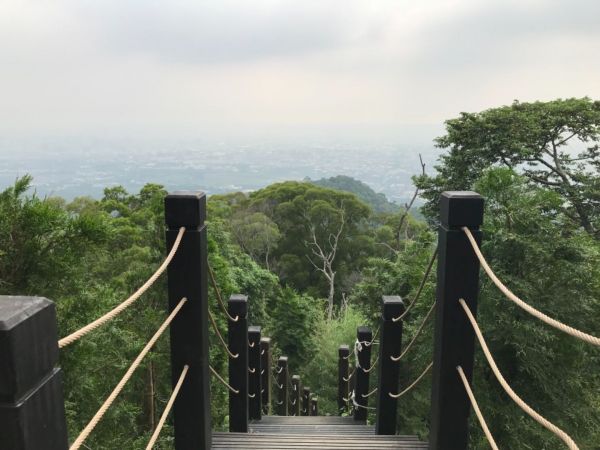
[302,306,368,415]
[309,175,399,213]
[417,97,600,236]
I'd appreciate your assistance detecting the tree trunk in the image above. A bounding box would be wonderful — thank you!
[327,271,335,320]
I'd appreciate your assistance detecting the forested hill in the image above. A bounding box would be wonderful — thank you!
[1,98,599,449]
[307,175,400,213]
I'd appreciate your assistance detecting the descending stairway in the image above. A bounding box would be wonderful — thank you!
[212,416,428,449]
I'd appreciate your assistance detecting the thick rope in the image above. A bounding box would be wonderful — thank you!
[393,246,438,322]
[59,227,185,348]
[457,365,499,450]
[249,367,256,373]
[209,365,239,394]
[361,355,379,373]
[388,361,432,399]
[459,298,579,450]
[361,387,378,398]
[391,302,436,362]
[145,364,189,450]
[208,263,239,322]
[463,227,600,347]
[208,309,239,359]
[343,367,356,382]
[351,390,376,410]
[70,298,187,450]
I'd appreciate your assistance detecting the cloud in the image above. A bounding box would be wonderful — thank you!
[0,0,598,138]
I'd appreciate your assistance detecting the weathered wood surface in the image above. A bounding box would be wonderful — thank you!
[213,416,428,449]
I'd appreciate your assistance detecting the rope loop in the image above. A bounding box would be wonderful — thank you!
[390,302,436,362]
[70,298,187,450]
[457,365,499,450]
[59,227,186,348]
[209,365,239,394]
[145,364,189,450]
[459,298,579,450]
[392,246,438,322]
[462,227,600,347]
[388,361,432,399]
[208,309,239,359]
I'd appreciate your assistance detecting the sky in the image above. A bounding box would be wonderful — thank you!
[0,0,599,141]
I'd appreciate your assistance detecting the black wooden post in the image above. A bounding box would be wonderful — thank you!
[248,326,262,421]
[301,387,310,416]
[165,192,211,450]
[353,326,372,422]
[310,397,318,416]
[275,356,289,416]
[260,337,272,416]
[338,345,350,415]
[0,296,68,450]
[429,191,484,450]
[228,294,248,432]
[290,375,301,416]
[375,296,405,435]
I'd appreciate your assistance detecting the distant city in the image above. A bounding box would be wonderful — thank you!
[0,137,440,204]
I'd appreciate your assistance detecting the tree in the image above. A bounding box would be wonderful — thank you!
[230,212,281,270]
[417,98,600,236]
[249,182,372,313]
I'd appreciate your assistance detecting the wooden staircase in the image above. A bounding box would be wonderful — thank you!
[213,416,428,449]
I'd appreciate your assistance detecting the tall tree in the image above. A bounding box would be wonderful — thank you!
[416,98,600,236]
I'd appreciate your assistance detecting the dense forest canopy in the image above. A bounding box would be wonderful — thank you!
[1,97,598,449]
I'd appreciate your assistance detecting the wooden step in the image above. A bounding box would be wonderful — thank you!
[213,432,428,449]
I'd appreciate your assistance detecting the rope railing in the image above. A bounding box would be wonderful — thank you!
[462,227,600,347]
[390,302,436,362]
[392,246,438,322]
[456,365,499,450]
[208,309,239,359]
[361,387,378,398]
[350,390,376,410]
[70,297,187,450]
[208,263,239,322]
[459,298,579,450]
[359,355,379,373]
[58,227,186,348]
[388,361,432,399]
[145,364,189,450]
[343,367,356,382]
[209,364,239,394]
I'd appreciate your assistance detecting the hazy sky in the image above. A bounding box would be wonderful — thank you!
[1,0,599,140]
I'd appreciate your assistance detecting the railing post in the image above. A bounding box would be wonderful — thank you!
[228,294,248,432]
[275,356,289,416]
[375,296,405,435]
[248,326,262,421]
[260,337,272,415]
[290,375,301,416]
[165,192,211,450]
[353,326,372,422]
[310,397,318,416]
[337,345,350,415]
[0,296,69,450]
[301,387,310,416]
[429,191,484,450]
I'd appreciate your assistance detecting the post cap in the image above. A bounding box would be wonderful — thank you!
[303,386,311,392]
[382,295,405,320]
[228,294,248,316]
[278,356,288,364]
[440,191,484,228]
[357,326,372,340]
[291,375,300,382]
[0,296,59,400]
[165,191,206,228]
[338,344,350,356]
[248,325,261,334]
